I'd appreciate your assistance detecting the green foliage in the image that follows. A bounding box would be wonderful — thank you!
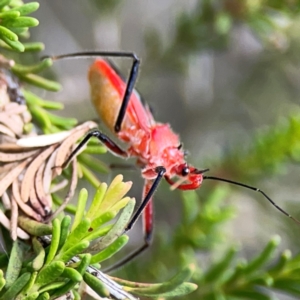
[119,264,198,297]
[0,178,196,299]
[175,187,235,250]
[23,90,77,133]
[195,235,300,299]
[0,1,39,52]
[144,0,300,71]
[116,185,300,300]
[221,114,300,177]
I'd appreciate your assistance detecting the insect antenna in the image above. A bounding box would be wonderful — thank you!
[42,51,138,62]
[203,175,300,225]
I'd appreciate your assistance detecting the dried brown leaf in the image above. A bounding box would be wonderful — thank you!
[12,180,42,221]
[0,207,29,240]
[4,103,27,115]
[0,124,15,137]
[1,191,11,209]
[0,159,29,197]
[20,144,57,203]
[21,110,31,124]
[0,113,23,135]
[35,163,46,202]
[43,148,58,192]
[0,161,19,178]
[17,131,70,147]
[0,134,17,145]
[35,162,51,209]
[49,159,77,221]
[29,188,46,217]
[0,148,39,162]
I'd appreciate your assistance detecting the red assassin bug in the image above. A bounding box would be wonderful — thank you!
[47,51,300,271]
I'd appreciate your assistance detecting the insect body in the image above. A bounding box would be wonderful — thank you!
[89,59,203,189]
[49,51,300,271]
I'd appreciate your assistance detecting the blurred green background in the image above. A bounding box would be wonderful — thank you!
[28,1,300,299]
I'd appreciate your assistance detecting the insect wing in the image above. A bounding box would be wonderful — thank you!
[89,59,152,132]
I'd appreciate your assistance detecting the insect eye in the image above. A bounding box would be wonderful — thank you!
[181,167,189,176]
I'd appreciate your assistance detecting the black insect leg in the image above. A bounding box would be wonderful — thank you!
[62,129,128,169]
[46,51,140,133]
[104,167,166,272]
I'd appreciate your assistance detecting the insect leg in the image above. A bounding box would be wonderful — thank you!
[112,54,140,133]
[104,167,166,272]
[203,175,300,225]
[62,129,128,169]
[104,192,153,273]
[126,167,166,231]
[46,51,140,133]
